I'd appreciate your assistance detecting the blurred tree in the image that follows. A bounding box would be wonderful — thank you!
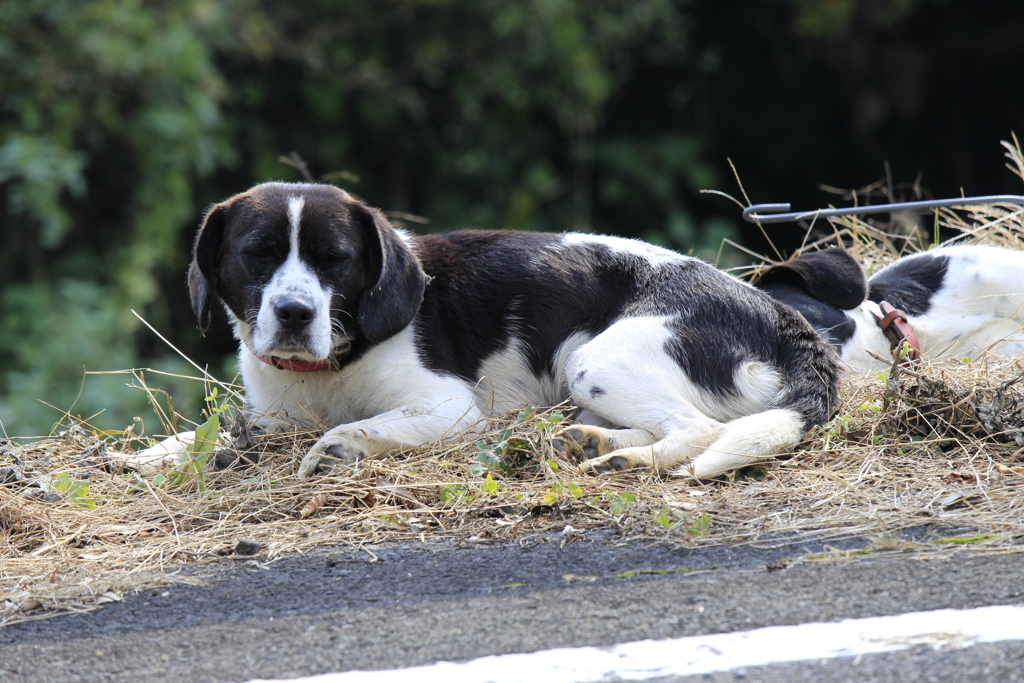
[0,0,232,434]
[210,0,717,238]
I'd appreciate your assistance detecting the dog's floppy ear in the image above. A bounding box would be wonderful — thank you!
[188,202,229,334]
[757,249,867,310]
[355,204,427,342]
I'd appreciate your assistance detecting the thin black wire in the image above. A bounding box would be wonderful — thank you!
[742,195,1024,224]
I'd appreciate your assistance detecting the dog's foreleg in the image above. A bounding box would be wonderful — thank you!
[298,395,484,478]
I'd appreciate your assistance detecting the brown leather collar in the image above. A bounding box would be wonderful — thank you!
[874,301,921,365]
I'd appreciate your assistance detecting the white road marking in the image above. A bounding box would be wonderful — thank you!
[243,604,1024,683]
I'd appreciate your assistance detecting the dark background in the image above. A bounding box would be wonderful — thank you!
[2,0,1023,435]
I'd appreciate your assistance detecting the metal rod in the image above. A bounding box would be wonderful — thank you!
[742,195,1024,224]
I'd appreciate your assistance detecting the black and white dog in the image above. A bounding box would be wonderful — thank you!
[757,245,1024,370]
[183,182,840,479]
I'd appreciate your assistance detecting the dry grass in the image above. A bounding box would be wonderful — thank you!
[5,145,1024,626]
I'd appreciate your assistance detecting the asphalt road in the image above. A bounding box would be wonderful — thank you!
[2,529,1023,682]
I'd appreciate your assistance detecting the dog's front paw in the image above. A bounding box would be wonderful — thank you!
[297,434,372,478]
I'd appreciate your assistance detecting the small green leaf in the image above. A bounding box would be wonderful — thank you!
[541,485,561,505]
[535,410,565,430]
[609,491,637,516]
[688,512,710,534]
[170,413,219,492]
[440,483,465,504]
[857,399,881,413]
[50,473,96,509]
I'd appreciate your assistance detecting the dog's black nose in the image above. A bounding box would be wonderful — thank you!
[275,298,316,329]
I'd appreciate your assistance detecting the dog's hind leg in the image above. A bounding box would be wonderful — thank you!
[550,424,658,461]
[671,409,806,479]
[575,421,723,474]
[575,408,805,478]
[558,317,809,478]
[554,317,732,474]
[679,408,805,478]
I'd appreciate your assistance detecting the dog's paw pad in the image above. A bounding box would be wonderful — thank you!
[298,438,371,478]
[607,456,630,471]
[325,443,367,465]
[549,436,582,459]
[297,453,331,479]
[297,450,350,478]
[550,426,609,461]
[581,454,634,475]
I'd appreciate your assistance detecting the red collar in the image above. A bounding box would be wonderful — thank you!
[873,301,921,365]
[254,351,348,372]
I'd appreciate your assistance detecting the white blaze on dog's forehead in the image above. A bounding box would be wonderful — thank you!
[561,233,688,268]
[287,195,305,256]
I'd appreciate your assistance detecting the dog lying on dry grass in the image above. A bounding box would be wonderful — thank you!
[161,182,839,479]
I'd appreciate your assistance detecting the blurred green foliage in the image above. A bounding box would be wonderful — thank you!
[0,0,727,436]
[1,0,230,435]
[3,0,1020,438]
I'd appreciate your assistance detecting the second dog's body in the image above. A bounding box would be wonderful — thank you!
[758,244,1024,370]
